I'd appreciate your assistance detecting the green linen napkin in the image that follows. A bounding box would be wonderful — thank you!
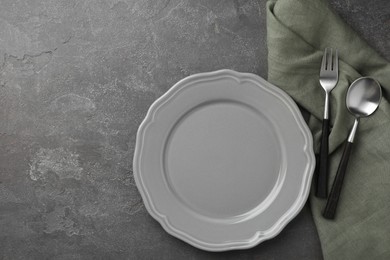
[266,0,390,259]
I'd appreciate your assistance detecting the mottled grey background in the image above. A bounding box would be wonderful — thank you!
[0,0,389,259]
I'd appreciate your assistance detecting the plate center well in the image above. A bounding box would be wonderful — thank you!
[164,101,282,219]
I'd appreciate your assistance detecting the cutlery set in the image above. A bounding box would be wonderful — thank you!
[134,50,382,250]
[315,48,382,219]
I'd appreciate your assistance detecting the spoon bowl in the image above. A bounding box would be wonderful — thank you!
[346,77,382,118]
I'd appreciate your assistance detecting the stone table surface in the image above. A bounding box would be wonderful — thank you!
[1,0,389,259]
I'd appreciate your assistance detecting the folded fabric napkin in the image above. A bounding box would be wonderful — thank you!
[266,0,390,259]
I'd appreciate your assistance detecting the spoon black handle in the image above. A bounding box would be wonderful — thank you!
[316,118,330,198]
[323,141,353,219]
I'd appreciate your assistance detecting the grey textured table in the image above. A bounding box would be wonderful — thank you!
[1,0,389,259]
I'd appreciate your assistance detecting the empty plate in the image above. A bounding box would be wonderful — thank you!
[133,70,315,251]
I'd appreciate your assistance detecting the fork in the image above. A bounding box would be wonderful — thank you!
[316,48,339,199]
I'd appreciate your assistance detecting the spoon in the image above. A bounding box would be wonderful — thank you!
[323,77,382,219]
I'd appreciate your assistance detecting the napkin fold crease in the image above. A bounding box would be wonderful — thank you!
[266,0,390,259]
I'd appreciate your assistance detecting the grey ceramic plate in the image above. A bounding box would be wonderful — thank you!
[133,70,315,251]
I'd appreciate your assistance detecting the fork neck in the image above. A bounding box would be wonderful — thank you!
[324,92,330,120]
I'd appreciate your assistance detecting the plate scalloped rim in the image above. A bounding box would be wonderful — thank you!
[133,69,315,251]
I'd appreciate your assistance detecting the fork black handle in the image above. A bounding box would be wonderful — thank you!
[316,118,330,198]
[323,141,353,219]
